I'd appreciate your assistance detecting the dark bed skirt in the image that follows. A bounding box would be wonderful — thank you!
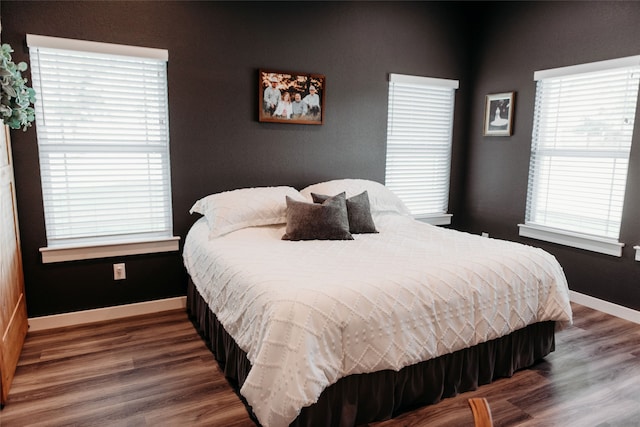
[187,279,556,426]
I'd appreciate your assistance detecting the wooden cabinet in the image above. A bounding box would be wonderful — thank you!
[0,125,28,407]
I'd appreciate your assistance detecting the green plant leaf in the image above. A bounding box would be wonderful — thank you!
[0,43,36,131]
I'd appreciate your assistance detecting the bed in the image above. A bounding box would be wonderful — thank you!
[183,179,573,427]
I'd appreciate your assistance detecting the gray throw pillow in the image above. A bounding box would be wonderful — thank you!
[282,193,353,241]
[311,191,378,234]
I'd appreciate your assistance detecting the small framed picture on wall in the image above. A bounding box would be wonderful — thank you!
[483,92,515,136]
[259,69,325,125]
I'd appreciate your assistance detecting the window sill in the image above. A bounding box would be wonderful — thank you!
[518,223,623,257]
[415,213,452,226]
[40,236,181,264]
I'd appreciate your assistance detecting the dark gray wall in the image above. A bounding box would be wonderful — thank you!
[5,1,640,317]
[2,1,473,316]
[463,1,640,310]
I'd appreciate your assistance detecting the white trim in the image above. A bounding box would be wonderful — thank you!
[416,213,452,226]
[389,73,459,89]
[534,54,640,80]
[570,291,640,325]
[634,245,640,261]
[26,34,168,60]
[28,296,187,332]
[518,223,623,257]
[40,236,180,264]
[26,292,639,333]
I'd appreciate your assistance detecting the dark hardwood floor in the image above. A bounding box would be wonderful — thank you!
[1,302,638,426]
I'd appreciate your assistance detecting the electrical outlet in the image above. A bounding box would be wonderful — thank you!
[113,263,126,280]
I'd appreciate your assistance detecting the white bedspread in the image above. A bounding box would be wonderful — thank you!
[183,215,572,427]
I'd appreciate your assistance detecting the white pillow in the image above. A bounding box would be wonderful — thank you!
[300,179,410,216]
[190,186,306,238]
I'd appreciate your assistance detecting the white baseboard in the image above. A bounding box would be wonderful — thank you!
[570,291,640,325]
[28,296,187,332]
[26,292,639,332]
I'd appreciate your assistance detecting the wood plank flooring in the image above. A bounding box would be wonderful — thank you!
[0,302,638,426]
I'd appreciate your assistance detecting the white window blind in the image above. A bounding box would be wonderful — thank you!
[385,74,458,220]
[521,56,640,255]
[27,35,174,248]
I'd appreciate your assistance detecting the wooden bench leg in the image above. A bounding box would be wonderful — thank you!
[468,397,494,427]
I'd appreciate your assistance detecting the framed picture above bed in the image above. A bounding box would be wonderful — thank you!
[259,69,325,125]
[483,91,515,136]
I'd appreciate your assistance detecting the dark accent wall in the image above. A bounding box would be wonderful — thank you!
[462,1,640,310]
[5,1,640,317]
[1,1,473,317]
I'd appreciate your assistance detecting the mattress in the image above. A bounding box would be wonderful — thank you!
[183,213,572,427]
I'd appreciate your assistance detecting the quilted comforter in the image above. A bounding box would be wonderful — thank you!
[183,214,572,427]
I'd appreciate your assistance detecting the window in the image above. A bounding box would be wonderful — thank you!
[27,35,178,263]
[519,56,640,256]
[385,73,458,225]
